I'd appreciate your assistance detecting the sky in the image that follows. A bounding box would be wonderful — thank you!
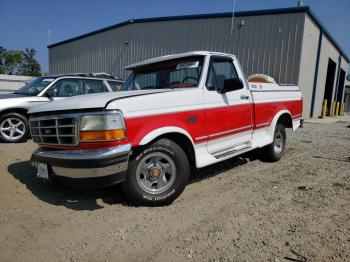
[0,0,349,73]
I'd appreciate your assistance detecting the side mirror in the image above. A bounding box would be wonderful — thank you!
[220,78,244,93]
[45,88,57,97]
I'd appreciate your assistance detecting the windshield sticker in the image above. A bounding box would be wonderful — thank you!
[43,78,55,82]
[176,61,199,70]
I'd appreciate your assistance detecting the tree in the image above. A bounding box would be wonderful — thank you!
[20,48,41,76]
[0,47,42,76]
[2,50,22,75]
[0,47,6,74]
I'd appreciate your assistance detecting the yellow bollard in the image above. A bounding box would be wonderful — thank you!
[330,102,332,117]
[330,102,335,117]
[340,103,343,116]
[335,102,340,117]
[321,99,327,118]
[341,102,345,116]
[329,102,333,117]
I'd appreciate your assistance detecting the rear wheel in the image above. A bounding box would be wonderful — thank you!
[122,138,190,206]
[0,113,29,143]
[260,123,286,162]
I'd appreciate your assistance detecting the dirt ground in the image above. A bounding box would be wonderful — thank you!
[0,120,349,262]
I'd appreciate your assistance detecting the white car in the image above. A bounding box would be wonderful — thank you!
[29,51,303,206]
[0,74,123,142]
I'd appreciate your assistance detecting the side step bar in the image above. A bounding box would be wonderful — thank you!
[211,142,252,159]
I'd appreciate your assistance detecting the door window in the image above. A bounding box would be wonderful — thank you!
[47,79,82,97]
[83,79,108,94]
[206,57,239,91]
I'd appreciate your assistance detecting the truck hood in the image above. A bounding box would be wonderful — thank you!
[29,89,173,114]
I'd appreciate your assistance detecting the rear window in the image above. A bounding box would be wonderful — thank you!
[83,79,108,94]
[108,81,123,91]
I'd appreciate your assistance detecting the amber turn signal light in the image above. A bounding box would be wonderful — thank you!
[80,129,125,141]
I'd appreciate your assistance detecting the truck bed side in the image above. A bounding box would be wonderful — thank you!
[249,82,303,130]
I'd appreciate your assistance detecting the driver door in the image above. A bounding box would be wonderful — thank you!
[203,56,253,156]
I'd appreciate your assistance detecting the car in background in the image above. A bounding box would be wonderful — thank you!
[0,73,123,143]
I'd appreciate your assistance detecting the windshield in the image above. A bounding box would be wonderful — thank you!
[15,77,55,96]
[123,56,204,91]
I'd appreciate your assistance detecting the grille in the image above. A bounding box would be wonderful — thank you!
[30,115,78,146]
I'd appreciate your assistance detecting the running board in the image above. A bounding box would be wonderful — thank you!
[211,142,252,159]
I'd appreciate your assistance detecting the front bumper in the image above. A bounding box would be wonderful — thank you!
[31,144,131,188]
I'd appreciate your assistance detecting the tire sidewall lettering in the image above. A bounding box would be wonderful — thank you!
[136,146,175,161]
[142,188,176,201]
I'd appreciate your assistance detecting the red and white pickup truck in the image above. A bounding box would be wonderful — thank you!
[29,51,302,206]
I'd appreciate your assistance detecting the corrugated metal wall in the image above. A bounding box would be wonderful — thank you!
[49,12,305,84]
[298,14,349,118]
[298,14,320,118]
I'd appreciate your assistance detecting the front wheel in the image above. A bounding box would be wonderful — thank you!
[260,123,286,162]
[122,138,190,206]
[0,113,29,143]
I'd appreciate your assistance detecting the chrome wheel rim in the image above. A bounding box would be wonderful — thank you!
[136,152,176,195]
[273,130,284,154]
[0,118,26,141]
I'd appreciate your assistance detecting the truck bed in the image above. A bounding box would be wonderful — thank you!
[249,82,303,129]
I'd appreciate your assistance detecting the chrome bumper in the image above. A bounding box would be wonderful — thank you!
[31,144,131,181]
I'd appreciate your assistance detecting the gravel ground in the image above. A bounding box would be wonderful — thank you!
[0,120,349,262]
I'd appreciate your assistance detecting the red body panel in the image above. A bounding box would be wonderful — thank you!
[204,103,254,136]
[125,109,207,146]
[254,100,302,128]
[41,99,302,150]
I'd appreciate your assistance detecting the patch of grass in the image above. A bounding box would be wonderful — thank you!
[297,186,312,191]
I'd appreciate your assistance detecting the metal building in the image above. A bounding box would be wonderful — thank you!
[48,6,349,118]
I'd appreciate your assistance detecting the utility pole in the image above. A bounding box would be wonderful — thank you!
[230,0,237,34]
[48,29,51,44]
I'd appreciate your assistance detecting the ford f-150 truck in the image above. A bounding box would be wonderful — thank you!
[29,51,302,206]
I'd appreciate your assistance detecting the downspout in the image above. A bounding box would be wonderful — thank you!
[333,56,342,102]
[309,30,323,118]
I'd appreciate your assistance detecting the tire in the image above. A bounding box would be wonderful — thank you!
[122,138,190,206]
[0,113,29,143]
[260,123,286,162]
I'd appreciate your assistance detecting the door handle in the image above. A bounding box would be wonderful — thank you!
[240,95,250,100]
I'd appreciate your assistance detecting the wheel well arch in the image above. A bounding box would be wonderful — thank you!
[0,108,29,117]
[137,132,196,169]
[263,110,293,144]
[277,112,293,128]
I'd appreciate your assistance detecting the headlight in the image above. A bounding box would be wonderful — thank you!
[79,112,126,142]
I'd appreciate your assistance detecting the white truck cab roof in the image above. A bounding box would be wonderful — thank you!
[124,51,237,70]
